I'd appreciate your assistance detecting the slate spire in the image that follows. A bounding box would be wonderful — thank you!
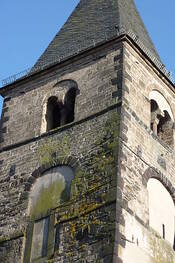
[34,0,160,69]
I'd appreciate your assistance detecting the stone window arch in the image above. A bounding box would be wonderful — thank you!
[41,80,79,133]
[23,166,74,262]
[149,90,174,147]
[147,178,175,247]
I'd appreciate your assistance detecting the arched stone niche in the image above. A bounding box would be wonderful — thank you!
[23,166,74,262]
[147,178,175,246]
[143,167,175,248]
[28,166,74,219]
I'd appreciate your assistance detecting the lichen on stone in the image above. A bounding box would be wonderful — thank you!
[37,134,71,167]
[30,179,65,220]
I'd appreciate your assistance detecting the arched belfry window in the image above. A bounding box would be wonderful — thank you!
[149,91,174,147]
[42,80,79,133]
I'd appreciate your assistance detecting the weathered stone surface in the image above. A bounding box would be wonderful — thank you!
[0,23,175,263]
[0,42,121,262]
[116,42,175,262]
[0,43,122,149]
[0,237,23,263]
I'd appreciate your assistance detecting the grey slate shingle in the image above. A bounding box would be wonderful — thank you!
[34,0,161,69]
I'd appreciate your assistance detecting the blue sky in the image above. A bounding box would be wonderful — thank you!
[0,0,174,112]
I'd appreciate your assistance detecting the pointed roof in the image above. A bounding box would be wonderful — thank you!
[34,0,161,69]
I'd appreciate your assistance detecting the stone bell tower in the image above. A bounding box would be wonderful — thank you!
[0,0,175,262]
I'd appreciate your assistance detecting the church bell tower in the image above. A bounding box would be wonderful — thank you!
[0,0,175,262]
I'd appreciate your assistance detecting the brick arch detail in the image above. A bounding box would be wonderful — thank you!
[143,167,175,203]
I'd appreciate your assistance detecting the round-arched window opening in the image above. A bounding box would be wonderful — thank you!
[149,91,174,147]
[41,80,79,133]
[24,166,74,262]
[147,178,175,247]
[46,87,78,132]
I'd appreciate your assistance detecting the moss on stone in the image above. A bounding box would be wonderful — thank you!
[30,111,120,261]
[53,112,120,225]
[92,112,119,172]
[37,135,71,167]
[0,230,23,244]
[30,180,65,220]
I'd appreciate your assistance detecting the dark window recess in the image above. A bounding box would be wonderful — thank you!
[46,96,61,131]
[76,227,88,241]
[64,87,77,124]
[51,152,57,159]
[9,164,16,177]
[46,87,77,131]
[162,224,165,239]
[54,225,61,251]
[42,217,50,257]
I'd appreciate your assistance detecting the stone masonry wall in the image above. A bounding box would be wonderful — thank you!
[0,40,123,263]
[0,107,120,263]
[2,36,175,262]
[0,237,23,263]
[116,41,175,263]
[0,41,123,148]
